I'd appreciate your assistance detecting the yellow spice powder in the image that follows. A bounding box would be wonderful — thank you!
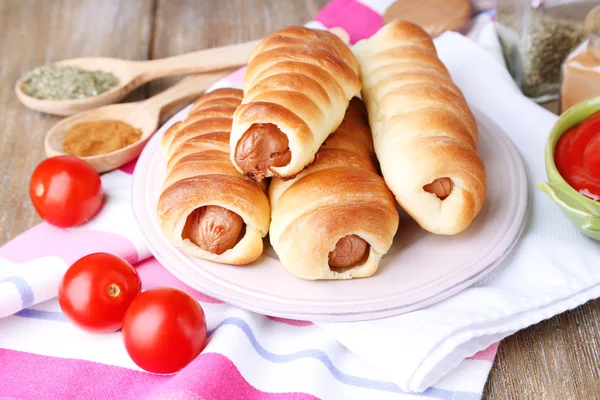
[63,120,142,157]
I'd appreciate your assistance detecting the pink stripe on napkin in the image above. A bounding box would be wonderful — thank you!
[0,223,139,265]
[315,0,383,43]
[0,349,318,400]
[467,343,499,362]
[227,66,247,85]
[119,159,137,175]
[267,316,313,327]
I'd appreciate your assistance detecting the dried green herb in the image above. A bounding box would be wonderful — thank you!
[21,65,120,101]
[498,7,586,100]
[522,16,585,97]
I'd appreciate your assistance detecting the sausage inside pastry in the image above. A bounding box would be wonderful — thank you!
[158,88,270,265]
[269,98,399,280]
[230,26,362,182]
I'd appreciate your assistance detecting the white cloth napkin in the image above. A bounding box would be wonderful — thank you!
[317,31,600,393]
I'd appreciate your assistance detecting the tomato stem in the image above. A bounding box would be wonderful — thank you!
[107,283,121,297]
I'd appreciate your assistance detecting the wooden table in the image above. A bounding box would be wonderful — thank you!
[0,1,598,398]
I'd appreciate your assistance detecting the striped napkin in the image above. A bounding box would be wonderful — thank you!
[4,2,599,400]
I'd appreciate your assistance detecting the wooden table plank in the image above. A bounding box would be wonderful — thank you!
[485,299,600,399]
[0,0,154,245]
[0,1,599,399]
[149,0,327,96]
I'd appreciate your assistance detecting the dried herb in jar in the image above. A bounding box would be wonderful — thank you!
[497,1,591,101]
[522,16,585,98]
[21,65,120,101]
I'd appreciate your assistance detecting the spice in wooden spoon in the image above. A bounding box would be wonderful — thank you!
[44,70,235,173]
[63,120,142,157]
[15,39,263,116]
[22,65,120,101]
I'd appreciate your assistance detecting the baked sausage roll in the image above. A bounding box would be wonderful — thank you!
[353,21,486,235]
[269,98,399,280]
[230,26,361,182]
[158,88,270,265]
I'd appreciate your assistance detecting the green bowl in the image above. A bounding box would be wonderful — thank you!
[538,96,600,241]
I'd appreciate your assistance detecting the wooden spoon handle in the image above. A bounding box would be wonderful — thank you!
[135,70,236,117]
[132,27,349,82]
[135,39,261,81]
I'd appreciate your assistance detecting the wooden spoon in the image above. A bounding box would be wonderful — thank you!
[44,70,233,173]
[16,39,261,116]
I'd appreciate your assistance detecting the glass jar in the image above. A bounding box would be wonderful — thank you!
[560,5,600,113]
[496,0,596,103]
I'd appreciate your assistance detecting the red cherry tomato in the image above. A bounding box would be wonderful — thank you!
[58,253,141,333]
[122,287,207,374]
[29,155,103,227]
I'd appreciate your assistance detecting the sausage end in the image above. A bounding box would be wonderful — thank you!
[182,206,245,255]
[328,234,369,269]
[234,123,291,182]
[423,177,454,200]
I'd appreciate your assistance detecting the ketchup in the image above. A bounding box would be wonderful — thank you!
[555,111,600,202]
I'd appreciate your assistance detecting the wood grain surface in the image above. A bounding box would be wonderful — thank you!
[0,1,598,399]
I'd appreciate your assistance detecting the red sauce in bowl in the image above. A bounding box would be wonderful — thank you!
[555,111,600,202]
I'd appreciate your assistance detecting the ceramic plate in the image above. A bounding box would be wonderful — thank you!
[132,101,528,322]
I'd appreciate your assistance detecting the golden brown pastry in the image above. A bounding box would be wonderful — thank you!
[158,88,270,265]
[353,21,486,235]
[230,26,362,182]
[269,98,399,280]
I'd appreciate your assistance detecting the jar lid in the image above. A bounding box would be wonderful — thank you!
[585,4,600,35]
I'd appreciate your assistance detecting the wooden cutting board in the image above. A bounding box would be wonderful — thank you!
[383,0,472,38]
